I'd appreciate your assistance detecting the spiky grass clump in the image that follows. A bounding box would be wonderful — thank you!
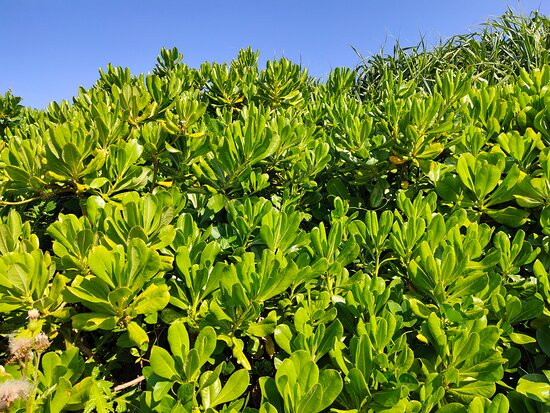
[356,9,549,99]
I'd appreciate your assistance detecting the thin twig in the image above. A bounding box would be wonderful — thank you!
[0,189,75,206]
[0,195,45,205]
[113,375,145,392]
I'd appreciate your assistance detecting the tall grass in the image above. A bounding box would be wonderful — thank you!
[355,9,549,99]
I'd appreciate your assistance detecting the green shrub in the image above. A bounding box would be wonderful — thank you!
[1,11,550,413]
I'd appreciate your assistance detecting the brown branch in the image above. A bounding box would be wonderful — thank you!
[113,375,145,392]
[0,194,46,205]
[0,188,76,206]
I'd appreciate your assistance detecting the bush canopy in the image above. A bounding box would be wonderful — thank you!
[0,9,550,413]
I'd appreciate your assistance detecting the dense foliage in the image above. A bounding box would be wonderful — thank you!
[1,11,550,413]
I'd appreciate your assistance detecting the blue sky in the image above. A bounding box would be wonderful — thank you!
[1,1,548,109]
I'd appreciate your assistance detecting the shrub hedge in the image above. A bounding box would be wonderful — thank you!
[0,10,550,413]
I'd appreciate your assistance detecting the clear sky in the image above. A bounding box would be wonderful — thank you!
[1,1,548,109]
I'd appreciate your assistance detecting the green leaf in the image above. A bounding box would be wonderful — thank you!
[231,337,252,370]
[425,312,447,356]
[88,380,112,413]
[41,352,62,387]
[207,193,226,213]
[210,369,250,407]
[436,174,462,202]
[371,386,403,407]
[259,376,284,412]
[198,363,225,391]
[66,376,94,408]
[297,384,323,413]
[260,402,279,413]
[183,349,200,381]
[486,164,521,206]
[150,345,178,380]
[474,162,500,200]
[61,143,81,175]
[485,207,529,228]
[50,378,73,412]
[408,297,435,319]
[199,371,221,408]
[346,368,368,401]
[516,374,550,404]
[131,283,170,315]
[542,206,550,234]
[168,320,190,361]
[438,403,467,413]
[318,369,343,411]
[248,310,278,337]
[60,347,85,383]
[537,324,550,358]
[327,178,350,199]
[457,153,475,192]
[195,326,217,367]
[316,320,343,360]
[274,324,293,354]
[448,381,496,403]
[510,332,536,345]
[483,394,509,413]
[127,321,149,350]
[72,313,117,331]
